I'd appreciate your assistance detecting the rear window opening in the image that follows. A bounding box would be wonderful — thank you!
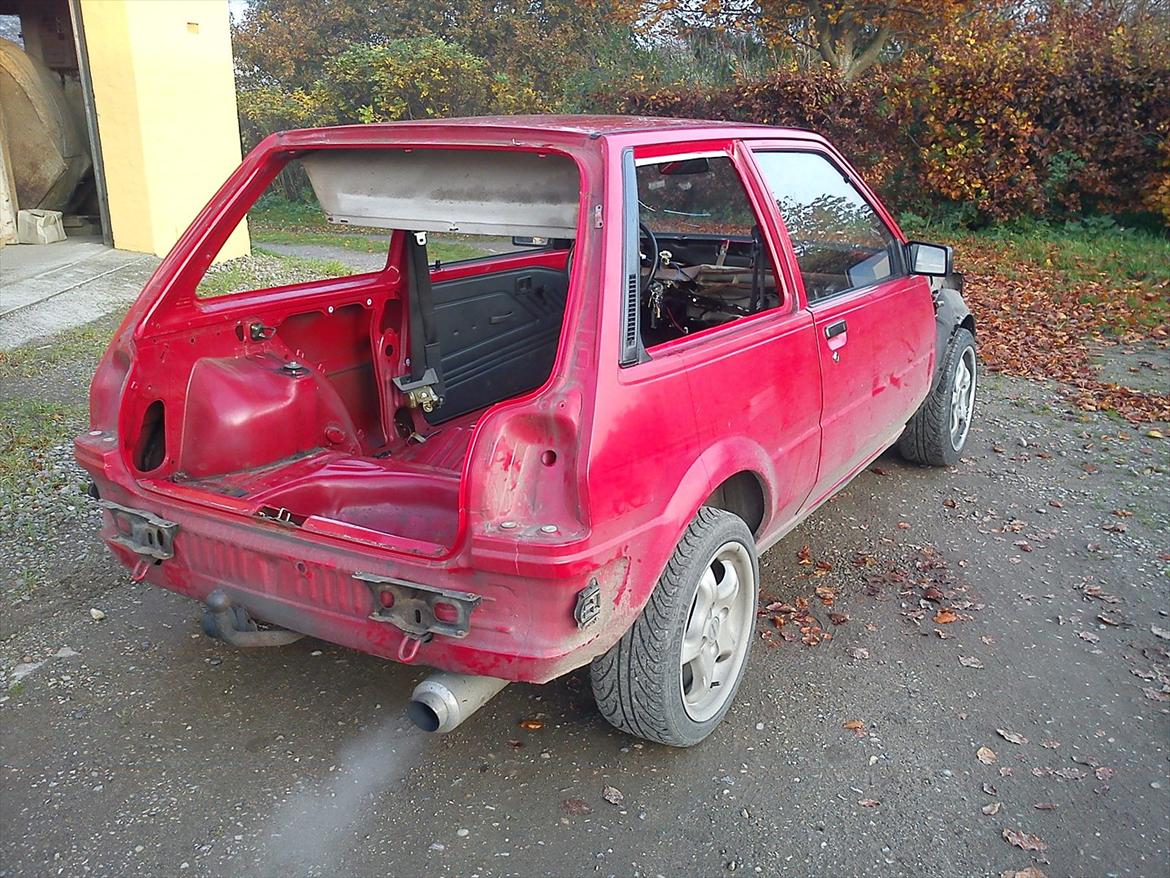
[135,147,583,552]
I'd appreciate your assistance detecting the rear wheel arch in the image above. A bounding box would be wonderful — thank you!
[703,470,767,537]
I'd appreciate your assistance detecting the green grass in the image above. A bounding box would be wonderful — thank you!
[901,214,1170,288]
[0,397,86,491]
[249,197,498,264]
[195,248,355,298]
[0,318,120,378]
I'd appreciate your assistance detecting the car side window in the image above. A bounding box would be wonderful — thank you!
[751,151,902,303]
[632,154,780,350]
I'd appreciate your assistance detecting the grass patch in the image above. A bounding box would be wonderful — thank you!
[196,248,355,298]
[249,197,505,265]
[0,318,120,379]
[0,397,85,492]
[901,214,1170,331]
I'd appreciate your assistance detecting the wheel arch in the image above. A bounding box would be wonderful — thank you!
[703,470,767,537]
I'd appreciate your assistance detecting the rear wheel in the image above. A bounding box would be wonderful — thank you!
[898,327,977,467]
[590,507,758,747]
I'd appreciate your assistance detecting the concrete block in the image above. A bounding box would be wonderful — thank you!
[16,209,66,244]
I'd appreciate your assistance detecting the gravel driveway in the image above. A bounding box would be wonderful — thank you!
[1,323,1167,878]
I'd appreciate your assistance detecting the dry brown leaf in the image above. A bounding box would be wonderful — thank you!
[1002,827,1048,852]
[519,718,544,730]
[934,608,959,624]
[981,801,1002,815]
[602,785,624,805]
[1000,868,1049,878]
[561,798,592,815]
[842,719,864,731]
[858,798,880,807]
[797,545,812,565]
[959,655,985,669]
[997,728,1029,745]
[977,746,998,764]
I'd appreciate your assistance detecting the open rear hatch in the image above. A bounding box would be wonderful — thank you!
[123,145,581,554]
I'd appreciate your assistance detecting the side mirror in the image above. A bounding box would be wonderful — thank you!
[906,241,952,277]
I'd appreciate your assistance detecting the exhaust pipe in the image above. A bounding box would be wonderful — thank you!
[408,671,509,733]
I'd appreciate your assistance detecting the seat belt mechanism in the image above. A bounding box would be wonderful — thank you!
[394,368,443,412]
[394,231,445,413]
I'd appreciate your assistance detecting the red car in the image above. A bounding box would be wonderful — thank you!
[76,116,976,746]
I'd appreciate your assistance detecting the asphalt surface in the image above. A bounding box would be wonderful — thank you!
[1,341,1168,877]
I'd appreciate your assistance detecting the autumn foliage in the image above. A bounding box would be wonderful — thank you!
[598,4,1170,224]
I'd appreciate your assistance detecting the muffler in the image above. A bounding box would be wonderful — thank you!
[408,671,509,733]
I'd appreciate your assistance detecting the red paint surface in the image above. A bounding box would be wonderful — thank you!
[76,117,936,684]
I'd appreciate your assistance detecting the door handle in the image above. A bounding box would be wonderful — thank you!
[824,319,847,339]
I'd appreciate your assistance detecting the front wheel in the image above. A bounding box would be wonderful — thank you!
[898,327,977,467]
[590,507,758,747]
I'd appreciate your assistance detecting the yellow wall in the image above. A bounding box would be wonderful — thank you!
[79,0,248,260]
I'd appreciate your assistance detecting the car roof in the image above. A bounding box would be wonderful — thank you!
[271,115,819,151]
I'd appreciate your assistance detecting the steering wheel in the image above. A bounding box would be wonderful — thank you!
[639,222,660,281]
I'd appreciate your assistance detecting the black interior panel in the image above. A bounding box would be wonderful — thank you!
[426,265,568,423]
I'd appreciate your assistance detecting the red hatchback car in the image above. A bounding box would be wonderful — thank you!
[76,116,976,746]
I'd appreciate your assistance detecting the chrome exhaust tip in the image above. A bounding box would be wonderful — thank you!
[408,671,508,733]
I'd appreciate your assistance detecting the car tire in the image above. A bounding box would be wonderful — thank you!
[898,327,977,467]
[590,507,758,747]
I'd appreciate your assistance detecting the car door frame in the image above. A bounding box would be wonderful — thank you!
[740,137,936,506]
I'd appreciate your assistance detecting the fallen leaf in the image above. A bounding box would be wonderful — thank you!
[1041,740,1061,749]
[934,608,959,624]
[602,785,624,805]
[857,798,880,807]
[1142,687,1170,702]
[977,746,998,764]
[507,739,524,748]
[997,728,1029,745]
[982,782,997,795]
[1148,429,1165,439]
[796,545,812,565]
[560,798,592,815]
[1002,827,1048,852]
[842,719,864,731]
[1033,802,1058,810]
[1078,631,1100,644]
[828,612,849,625]
[813,561,834,577]
[982,801,1002,815]
[1152,625,1170,641]
[923,585,944,603]
[959,655,985,669]
[519,718,544,730]
[89,608,106,622]
[847,647,870,660]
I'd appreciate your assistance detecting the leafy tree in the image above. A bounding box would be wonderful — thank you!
[623,1,980,81]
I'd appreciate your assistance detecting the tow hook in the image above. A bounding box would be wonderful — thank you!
[201,589,305,648]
